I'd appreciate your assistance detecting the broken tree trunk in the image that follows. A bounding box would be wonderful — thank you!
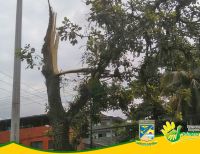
[41,3,71,150]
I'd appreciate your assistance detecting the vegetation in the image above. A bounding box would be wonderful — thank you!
[20,0,200,150]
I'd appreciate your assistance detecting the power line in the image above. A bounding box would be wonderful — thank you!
[0,76,78,98]
[0,94,46,103]
[1,71,81,99]
[0,101,45,110]
[0,87,47,108]
[0,87,47,101]
[0,95,46,111]
[0,89,47,101]
[0,79,47,100]
[0,71,46,93]
[0,95,46,106]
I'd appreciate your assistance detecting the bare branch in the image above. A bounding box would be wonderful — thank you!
[57,68,92,76]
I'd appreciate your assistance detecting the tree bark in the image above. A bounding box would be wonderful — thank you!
[41,2,91,150]
[45,75,71,150]
[41,2,71,150]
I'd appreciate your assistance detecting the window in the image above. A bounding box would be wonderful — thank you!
[98,133,106,138]
[98,133,103,138]
[30,141,43,149]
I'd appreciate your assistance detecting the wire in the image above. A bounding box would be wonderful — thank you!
[0,89,47,101]
[0,71,46,93]
[0,79,47,100]
[0,95,47,110]
[0,87,47,101]
[0,87,47,107]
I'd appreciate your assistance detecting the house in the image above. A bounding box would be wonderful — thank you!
[0,114,73,150]
[82,114,131,148]
[0,114,131,150]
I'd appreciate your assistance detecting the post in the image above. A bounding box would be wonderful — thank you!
[90,100,93,148]
[10,0,23,142]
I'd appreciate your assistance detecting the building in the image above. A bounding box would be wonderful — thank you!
[0,114,131,150]
[83,114,131,148]
[93,114,125,139]
[0,115,73,150]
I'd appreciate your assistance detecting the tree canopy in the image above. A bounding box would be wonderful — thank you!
[20,0,200,150]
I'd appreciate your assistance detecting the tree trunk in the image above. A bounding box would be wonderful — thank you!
[45,75,71,150]
[41,1,90,150]
[41,2,71,150]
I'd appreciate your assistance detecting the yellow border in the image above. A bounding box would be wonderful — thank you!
[1,136,200,154]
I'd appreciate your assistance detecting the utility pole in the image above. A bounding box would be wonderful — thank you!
[90,99,93,148]
[10,0,23,142]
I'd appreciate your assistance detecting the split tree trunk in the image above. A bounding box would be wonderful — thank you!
[41,3,71,150]
[41,1,91,150]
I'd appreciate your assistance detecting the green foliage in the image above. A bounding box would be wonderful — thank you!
[161,69,200,123]
[58,17,82,45]
[58,0,200,124]
[18,44,43,70]
[21,1,200,143]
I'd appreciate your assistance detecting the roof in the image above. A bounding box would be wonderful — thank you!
[100,114,124,121]
[0,114,49,131]
[0,113,125,131]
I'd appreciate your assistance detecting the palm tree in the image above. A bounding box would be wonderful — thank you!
[161,69,200,124]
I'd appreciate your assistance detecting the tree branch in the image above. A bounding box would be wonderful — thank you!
[56,68,92,76]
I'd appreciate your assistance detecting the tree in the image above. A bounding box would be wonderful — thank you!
[20,2,92,150]
[117,0,200,124]
[58,0,200,133]
[20,0,200,149]
[20,0,132,150]
[124,55,166,133]
[161,69,200,124]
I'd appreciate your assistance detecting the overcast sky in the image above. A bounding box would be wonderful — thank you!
[0,0,126,120]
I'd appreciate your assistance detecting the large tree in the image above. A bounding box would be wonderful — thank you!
[20,0,200,150]
[39,4,88,150]
[57,0,200,145]
[20,2,92,150]
[20,0,131,150]
[75,0,200,123]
